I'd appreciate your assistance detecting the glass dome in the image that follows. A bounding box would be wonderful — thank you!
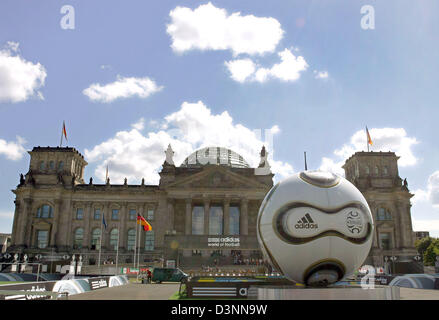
[180,147,250,168]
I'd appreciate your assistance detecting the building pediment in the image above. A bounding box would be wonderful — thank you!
[165,165,268,190]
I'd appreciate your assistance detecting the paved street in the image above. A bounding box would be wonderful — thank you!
[69,283,180,300]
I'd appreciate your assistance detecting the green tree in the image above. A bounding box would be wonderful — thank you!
[423,238,439,266]
[415,237,432,257]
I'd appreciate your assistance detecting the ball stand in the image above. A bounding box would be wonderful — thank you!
[247,285,400,300]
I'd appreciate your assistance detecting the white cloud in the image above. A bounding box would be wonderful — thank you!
[167,2,284,56]
[413,171,439,208]
[224,59,256,83]
[0,211,13,218]
[0,136,26,161]
[319,128,419,174]
[314,70,329,79]
[85,101,293,184]
[0,42,47,103]
[412,219,439,234]
[225,48,308,83]
[83,76,163,103]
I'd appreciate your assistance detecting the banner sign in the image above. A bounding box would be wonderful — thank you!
[207,237,240,247]
[0,281,57,300]
[88,277,109,290]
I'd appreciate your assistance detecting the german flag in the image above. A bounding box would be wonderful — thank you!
[137,214,152,231]
[366,126,373,145]
[62,121,68,141]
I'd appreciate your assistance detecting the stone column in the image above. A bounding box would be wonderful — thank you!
[83,202,92,249]
[167,199,175,234]
[23,198,33,247]
[16,198,31,246]
[223,197,230,235]
[50,199,62,247]
[240,198,248,236]
[185,199,192,235]
[203,198,210,235]
[11,200,20,246]
[120,202,128,249]
[393,202,403,248]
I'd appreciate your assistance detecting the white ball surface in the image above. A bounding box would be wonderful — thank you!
[257,171,374,286]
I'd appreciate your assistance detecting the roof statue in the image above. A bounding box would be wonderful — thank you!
[255,146,271,175]
[165,144,175,165]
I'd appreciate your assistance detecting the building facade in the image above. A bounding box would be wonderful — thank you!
[8,146,418,271]
[9,146,273,268]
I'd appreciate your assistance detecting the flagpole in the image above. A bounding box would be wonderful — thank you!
[137,221,141,270]
[98,212,104,269]
[134,218,138,269]
[115,227,120,275]
[60,123,64,147]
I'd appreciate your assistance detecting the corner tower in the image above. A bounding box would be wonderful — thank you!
[343,152,418,272]
[25,146,87,186]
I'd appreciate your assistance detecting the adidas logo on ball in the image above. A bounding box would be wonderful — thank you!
[294,213,318,229]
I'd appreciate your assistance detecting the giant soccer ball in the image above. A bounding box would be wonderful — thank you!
[257,171,374,286]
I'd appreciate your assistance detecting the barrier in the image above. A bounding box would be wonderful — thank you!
[0,275,129,299]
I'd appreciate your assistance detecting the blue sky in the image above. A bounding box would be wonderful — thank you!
[0,1,439,235]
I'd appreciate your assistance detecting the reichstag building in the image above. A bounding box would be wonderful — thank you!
[8,145,418,272]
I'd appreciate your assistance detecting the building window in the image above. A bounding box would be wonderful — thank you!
[112,209,119,220]
[377,207,392,221]
[110,229,119,250]
[76,208,84,220]
[192,206,204,235]
[365,166,370,175]
[127,229,136,251]
[209,206,223,235]
[144,230,154,251]
[91,228,101,250]
[58,161,64,172]
[39,161,45,171]
[129,209,136,220]
[94,209,101,220]
[229,206,240,235]
[147,208,154,220]
[383,166,388,175]
[37,205,53,218]
[379,233,392,250]
[49,161,55,170]
[36,230,49,249]
[374,166,379,175]
[74,228,83,249]
[192,250,202,256]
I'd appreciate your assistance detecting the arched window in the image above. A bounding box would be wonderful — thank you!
[49,161,55,170]
[39,161,45,171]
[374,166,379,175]
[37,205,53,218]
[91,228,101,250]
[229,206,240,235]
[74,228,84,249]
[110,229,119,250]
[383,166,388,175]
[127,229,136,251]
[58,161,64,172]
[144,230,154,251]
[365,166,370,175]
[377,207,392,221]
